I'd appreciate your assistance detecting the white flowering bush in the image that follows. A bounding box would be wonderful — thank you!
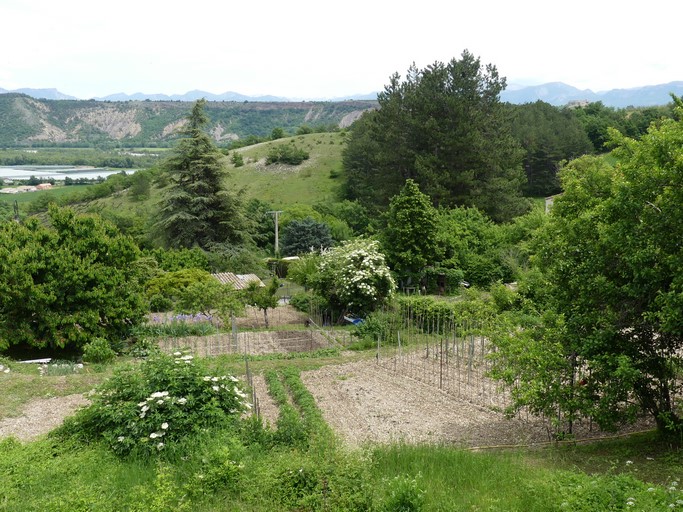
[313,238,396,316]
[56,350,250,457]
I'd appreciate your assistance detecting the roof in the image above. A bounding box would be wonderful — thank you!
[212,272,264,290]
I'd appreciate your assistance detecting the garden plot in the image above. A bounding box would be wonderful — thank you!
[297,358,654,448]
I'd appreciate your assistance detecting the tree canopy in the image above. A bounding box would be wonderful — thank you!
[156,99,247,250]
[0,206,147,351]
[381,179,442,280]
[496,99,683,435]
[343,50,529,222]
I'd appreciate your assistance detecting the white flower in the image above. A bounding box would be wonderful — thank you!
[211,376,219,382]
[181,355,193,361]
[117,436,125,442]
[139,412,146,418]
[203,376,212,381]
[173,352,182,356]
[2,369,8,374]
[212,385,220,391]
[229,375,238,382]
[138,401,147,407]
[156,442,164,450]
[161,422,168,430]
[157,400,164,405]
[150,432,159,439]
[177,397,187,405]
[625,460,633,465]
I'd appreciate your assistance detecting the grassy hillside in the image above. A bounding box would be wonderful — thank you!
[0,132,349,231]
[226,132,347,207]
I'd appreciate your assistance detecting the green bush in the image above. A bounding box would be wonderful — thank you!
[82,337,117,364]
[266,143,309,165]
[289,291,328,313]
[55,350,250,457]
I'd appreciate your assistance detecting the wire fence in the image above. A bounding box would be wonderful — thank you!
[375,323,513,412]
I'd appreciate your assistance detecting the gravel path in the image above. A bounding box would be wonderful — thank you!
[0,394,89,442]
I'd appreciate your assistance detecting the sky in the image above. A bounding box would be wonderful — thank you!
[1,0,681,100]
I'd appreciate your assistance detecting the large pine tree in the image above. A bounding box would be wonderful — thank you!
[156,99,246,249]
[344,50,529,222]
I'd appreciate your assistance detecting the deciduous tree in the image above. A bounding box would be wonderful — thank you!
[496,99,683,435]
[0,206,147,351]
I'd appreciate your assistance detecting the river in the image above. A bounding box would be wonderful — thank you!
[0,166,136,181]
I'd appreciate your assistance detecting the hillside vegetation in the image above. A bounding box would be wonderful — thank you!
[0,94,376,147]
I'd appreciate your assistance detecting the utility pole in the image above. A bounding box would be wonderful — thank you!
[267,210,283,255]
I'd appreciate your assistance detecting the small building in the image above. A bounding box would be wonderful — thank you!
[36,183,53,190]
[212,272,265,290]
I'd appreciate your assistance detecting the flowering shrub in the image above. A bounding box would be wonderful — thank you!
[56,350,250,457]
[313,238,396,316]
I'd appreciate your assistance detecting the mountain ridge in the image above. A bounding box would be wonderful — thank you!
[1,82,681,107]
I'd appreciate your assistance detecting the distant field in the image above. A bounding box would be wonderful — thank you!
[0,184,91,205]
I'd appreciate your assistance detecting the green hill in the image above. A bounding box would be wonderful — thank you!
[0,94,376,148]
[227,132,347,207]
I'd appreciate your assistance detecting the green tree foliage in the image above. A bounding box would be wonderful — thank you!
[266,142,309,165]
[436,206,507,287]
[242,278,280,328]
[175,279,244,324]
[509,101,593,196]
[381,179,442,282]
[144,268,215,312]
[0,206,147,351]
[145,247,211,272]
[501,100,683,434]
[343,50,529,222]
[156,99,247,250]
[128,170,152,200]
[280,217,334,256]
[312,238,395,318]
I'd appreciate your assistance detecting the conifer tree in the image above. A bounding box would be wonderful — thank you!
[156,99,246,249]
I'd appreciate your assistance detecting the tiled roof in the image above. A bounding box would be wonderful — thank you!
[212,272,264,290]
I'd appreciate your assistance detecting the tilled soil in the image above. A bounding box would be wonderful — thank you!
[2,357,653,448]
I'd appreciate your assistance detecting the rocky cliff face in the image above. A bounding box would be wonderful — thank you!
[0,95,377,147]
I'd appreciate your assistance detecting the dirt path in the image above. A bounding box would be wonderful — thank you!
[0,394,89,442]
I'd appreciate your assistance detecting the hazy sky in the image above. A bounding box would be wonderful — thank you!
[2,0,680,99]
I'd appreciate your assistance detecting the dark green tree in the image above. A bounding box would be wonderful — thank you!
[280,217,334,256]
[343,50,529,222]
[509,101,593,196]
[156,99,247,250]
[0,206,147,352]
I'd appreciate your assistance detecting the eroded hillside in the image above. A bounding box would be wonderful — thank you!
[0,94,377,147]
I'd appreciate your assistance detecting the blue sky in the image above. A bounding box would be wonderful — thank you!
[2,0,680,99]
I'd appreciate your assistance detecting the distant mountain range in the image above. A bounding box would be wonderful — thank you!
[1,82,681,107]
[500,81,683,108]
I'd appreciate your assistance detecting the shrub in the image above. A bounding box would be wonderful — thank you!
[266,143,309,165]
[82,337,117,364]
[55,350,250,457]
